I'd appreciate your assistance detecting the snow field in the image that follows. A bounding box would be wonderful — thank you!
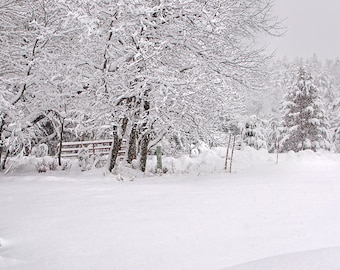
[0,148,339,270]
[223,246,340,270]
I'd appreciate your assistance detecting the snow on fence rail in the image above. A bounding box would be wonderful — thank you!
[61,139,126,158]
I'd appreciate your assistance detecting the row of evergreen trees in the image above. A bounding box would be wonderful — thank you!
[242,67,337,153]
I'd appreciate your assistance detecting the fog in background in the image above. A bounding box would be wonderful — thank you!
[266,0,340,59]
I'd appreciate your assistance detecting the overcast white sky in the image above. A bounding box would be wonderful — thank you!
[266,0,340,60]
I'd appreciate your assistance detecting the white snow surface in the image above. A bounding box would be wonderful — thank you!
[0,148,339,270]
[223,247,340,270]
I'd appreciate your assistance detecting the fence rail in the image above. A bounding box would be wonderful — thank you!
[61,139,126,158]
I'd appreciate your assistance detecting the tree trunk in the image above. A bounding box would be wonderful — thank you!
[108,118,128,172]
[108,127,120,172]
[0,114,6,171]
[57,119,65,166]
[156,145,162,172]
[139,132,150,173]
[139,95,151,173]
[1,149,9,171]
[127,124,137,164]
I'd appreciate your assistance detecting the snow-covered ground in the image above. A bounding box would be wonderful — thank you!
[1,148,339,270]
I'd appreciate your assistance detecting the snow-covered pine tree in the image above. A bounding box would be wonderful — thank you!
[281,67,331,152]
[331,97,340,152]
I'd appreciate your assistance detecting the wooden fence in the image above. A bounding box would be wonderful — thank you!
[60,139,126,158]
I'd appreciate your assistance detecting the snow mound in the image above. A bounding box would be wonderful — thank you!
[0,238,25,268]
[0,256,24,269]
[223,247,340,270]
[151,145,276,175]
[3,146,338,181]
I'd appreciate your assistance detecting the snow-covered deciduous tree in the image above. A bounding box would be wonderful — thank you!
[281,68,331,152]
[0,0,91,169]
[0,0,282,172]
[0,0,38,168]
[74,0,282,172]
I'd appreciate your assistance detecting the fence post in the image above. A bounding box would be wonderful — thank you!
[225,134,236,173]
[229,135,236,173]
[225,134,232,170]
[276,136,280,164]
[156,145,162,172]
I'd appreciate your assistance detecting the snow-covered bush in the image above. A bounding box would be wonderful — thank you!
[190,141,211,157]
[35,159,48,173]
[48,159,58,171]
[78,148,95,171]
[61,160,72,171]
[31,144,49,157]
[267,119,281,153]
[35,157,59,173]
[242,115,267,150]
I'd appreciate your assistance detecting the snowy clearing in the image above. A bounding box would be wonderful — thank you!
[1,149,340,270]
[223,246,340,270]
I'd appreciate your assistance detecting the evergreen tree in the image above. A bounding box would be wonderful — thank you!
[242,115,267,150]
[281,68,331,152]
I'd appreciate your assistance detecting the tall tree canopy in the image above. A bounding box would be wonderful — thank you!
[0,0,282,171]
